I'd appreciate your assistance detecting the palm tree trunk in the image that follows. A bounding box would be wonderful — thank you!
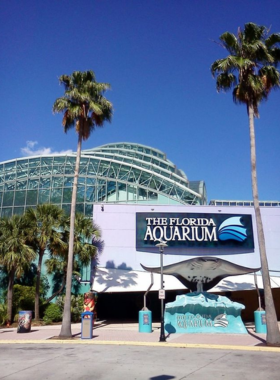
[34,250,43,321]
[7,268,15,325]
[59,133,83,338]
[248,104,280,345]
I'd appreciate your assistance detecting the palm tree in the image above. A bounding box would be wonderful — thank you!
[211,22,280,345]
[25,204,65,321]
[44,213,103,304]
[0,215,36,325]
[53,70,112,337]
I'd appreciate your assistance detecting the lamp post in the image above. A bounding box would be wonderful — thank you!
[156,240,168,342]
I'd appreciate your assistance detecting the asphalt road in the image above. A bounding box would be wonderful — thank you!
[0,343,279,380]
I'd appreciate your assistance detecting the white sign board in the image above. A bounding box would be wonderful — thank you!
[159,289,165,299]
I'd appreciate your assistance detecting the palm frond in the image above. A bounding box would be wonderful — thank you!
[265,33,280,48]
[220,32,239,55]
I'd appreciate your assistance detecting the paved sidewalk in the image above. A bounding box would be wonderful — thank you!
[1,321,279,351]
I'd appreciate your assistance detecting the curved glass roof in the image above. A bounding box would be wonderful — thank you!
[0,142,206,218]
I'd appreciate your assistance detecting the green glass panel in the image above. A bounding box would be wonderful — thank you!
[85,186,95,202]
[2,208,12,217]
[4,162,16,171]
[107,181,117,201]
[118,167,130,181]
[117,182,126,201]
[16,169,28,179]
[53,165,64,175]
[98,162,110,177]
[40,177,51,188]
[97,185,106,202]
[16,180,27,190]
[86,177,96,185]
[64,158,75,174]
[127,185,136,201]
[28,168,41,177]
[77,186,85,202]
[3,191,14,206]
[63,188,72,203]
[13,207,25,215]
[5,183,15,191]
[62,204,71,215]
[14,191,26,206]
[38,189,50,204]
[85,203,93,216]
[41,157,53,166]
[0,192,2,205]
[53,157,65,165]
[5,172,16,181]
[50,188,62,204]
[52,176,64,187]
[78,177,85,185]
[28,179,39,189]
[26,190,38,205]
[87,161,99,175]
[64,177,74,187]
[76,203,84,214]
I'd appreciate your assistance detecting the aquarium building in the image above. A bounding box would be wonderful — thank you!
[0,142,279,320]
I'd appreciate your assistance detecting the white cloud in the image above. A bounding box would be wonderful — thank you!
[21,141,73,157]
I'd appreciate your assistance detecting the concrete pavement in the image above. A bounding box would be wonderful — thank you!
[1,321,279,352]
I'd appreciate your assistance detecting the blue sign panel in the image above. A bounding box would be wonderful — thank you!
[136,212,254,254]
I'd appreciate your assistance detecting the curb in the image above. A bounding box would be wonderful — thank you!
[1,339,280,352]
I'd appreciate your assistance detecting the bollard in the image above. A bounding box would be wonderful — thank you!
[139,310,152,333]
[254,310,267,334]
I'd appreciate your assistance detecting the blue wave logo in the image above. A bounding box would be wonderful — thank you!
[218,216,247,242]
[214,314,229,328]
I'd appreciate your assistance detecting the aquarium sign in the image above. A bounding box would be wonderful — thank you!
[136,212,254,251]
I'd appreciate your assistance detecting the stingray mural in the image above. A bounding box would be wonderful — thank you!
[141,256,260,292]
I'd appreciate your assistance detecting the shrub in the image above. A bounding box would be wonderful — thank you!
[0,302,7,326]
[56,294,84,323]
[43,303,62,324]
[13,284,35,316]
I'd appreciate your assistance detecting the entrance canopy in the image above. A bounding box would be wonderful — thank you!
[92,267,280,293]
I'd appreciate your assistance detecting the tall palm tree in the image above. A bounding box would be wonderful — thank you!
[0,215,36,325]
[53,70,112,337]
[211,22,280,345]
[25,204,65,321]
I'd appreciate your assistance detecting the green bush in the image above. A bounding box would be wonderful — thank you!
[56,294,84,323]
[13,284,35,315]
[0,302,7,326]
[43,303,62,323]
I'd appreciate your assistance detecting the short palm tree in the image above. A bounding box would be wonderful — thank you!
[0,215,36,325]
[211,22,280,345]
[44,213,103,304]
[25,204,65,321]
[53,72,112,338]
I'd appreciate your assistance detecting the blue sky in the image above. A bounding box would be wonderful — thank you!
[1,0,279,202]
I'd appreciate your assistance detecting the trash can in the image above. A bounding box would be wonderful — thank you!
[17,311,32,333]
[254,310,267,334]
[81,311,94,339]
[139,310,152,333]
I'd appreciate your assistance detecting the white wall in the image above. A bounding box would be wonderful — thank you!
[93,203,280,274]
